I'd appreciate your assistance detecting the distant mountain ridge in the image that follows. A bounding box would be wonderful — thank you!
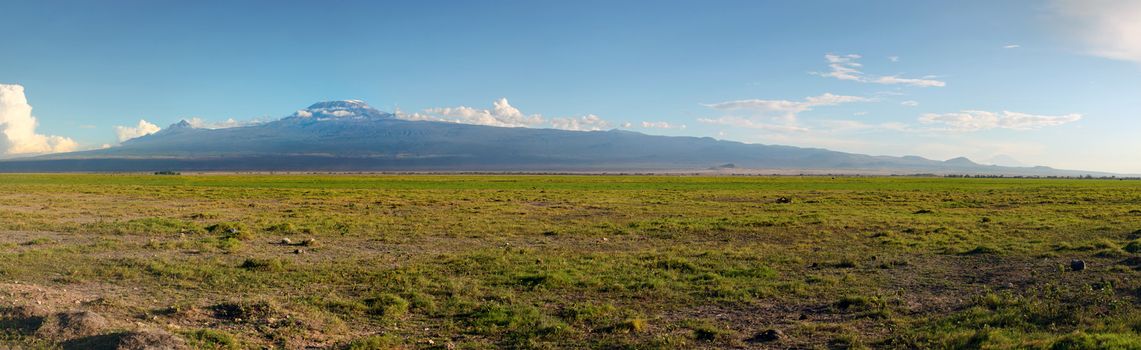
[0,100,1117,176]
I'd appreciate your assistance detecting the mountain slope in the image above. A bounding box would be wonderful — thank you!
[0,101,1115,175]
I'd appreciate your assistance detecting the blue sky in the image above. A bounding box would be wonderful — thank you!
[1,0,1139,173]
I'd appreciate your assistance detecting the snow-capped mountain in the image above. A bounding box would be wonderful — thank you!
[0,100,1113,176]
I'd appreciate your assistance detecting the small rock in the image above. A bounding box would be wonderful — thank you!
[281,238,293,245]
[301,238,317,246]
[293,249,304,254]
[748,329,785,343]
[776,197,792,204]
[1071,259,1086,271]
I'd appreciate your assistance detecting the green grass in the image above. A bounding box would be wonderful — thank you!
[0,174,1139,348]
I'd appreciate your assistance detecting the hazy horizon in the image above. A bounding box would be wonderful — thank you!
[2,1,1139,173]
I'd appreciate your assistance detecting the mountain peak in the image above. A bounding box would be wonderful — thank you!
[306,100,371,110]
[945,156,977,165]
[169,120,194,129]
[294,100,392,120]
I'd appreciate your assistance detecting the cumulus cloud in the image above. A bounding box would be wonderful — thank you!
[550,114,610,131]
[410,98,545,128]
[114,119,161,142]
[0,84,78,155]
[901,100,919,107]
[919,110,1082,131]
[396,98,613,131]
[1003,44,1022,49]
[1053,0,1141,64]
[815,54,946,87]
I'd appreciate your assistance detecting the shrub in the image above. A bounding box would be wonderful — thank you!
[211,300,278,323]
[183,329,239,350]
[264,223,297,234]
[612,318,647,333]
[239,258,284,272]
[346,335,402,350]
[1124,240,1141,254]
[207,222,251,240]
[364,294,409,319]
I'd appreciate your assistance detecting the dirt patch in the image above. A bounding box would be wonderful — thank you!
[38,310,110,338]
[0,305,48,335]
[61,330,188,350]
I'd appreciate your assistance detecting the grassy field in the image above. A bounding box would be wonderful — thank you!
[1,174,1140,349]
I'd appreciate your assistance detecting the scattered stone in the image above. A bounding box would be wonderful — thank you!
[1071,259,1086,271]
[293,249,304,254]
[913,209,934,214]
[301,238,317,246]
[776,197,792,204]
[747,329,785,343]
[281,238,293,245]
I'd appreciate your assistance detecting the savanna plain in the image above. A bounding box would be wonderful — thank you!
[1,174,1141,349]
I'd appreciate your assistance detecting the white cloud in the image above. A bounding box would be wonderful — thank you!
[900,100,919,107]
[1053,0,1141,64]
[888,56,900,62]
[396,98,612,131]
[185,117,267,129]
[820,54,864,81]
[620,122,633,128]
[815,54,946,87]
[919,110,1082,131]
[700,93,869,133]
[639,121,686,129]
[704,93,869,123]
[114,119,161,142]
[1003,44,1022,49]
[0,84,78,155]
[550,114,610,131]
[429,98,544,127]
[402,98,545,128]
[872,75,946,87]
